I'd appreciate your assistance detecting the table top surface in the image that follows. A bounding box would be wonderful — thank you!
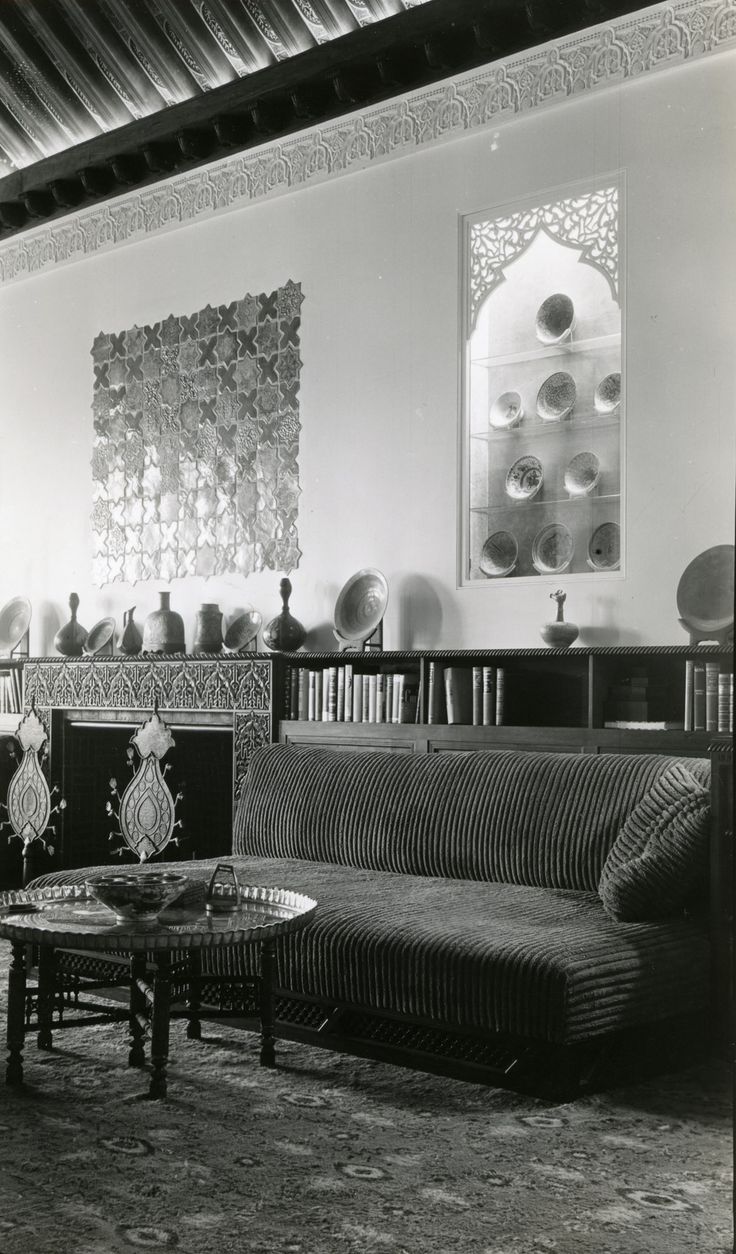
[0,884,317,952]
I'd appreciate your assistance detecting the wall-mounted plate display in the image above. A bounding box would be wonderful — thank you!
[489,390,523,430]
[480,530,518,577]
[535,293,575,345]
[532,524,574,574]
[505,455,543,501]
[587,522,621,570]
[564,451,600,497]
[536,372,576,422]
[0,596,31,655]
[83,617,116,655]
[594,372,621,414]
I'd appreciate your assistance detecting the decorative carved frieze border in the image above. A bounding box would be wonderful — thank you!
[0,0,733,286]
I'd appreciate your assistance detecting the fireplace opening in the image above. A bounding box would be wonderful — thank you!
[56,720,234,874]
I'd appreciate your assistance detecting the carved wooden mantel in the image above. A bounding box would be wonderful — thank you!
[23,656,274,805]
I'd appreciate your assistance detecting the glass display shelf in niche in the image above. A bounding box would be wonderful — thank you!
[461,178,624,584]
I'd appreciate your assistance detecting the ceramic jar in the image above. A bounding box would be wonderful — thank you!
[540,589,579,649]
[120,607,143,656]
[193,603,223,654]
[263,578,306,652]
[54,592,88,657]
[143,592,185,654]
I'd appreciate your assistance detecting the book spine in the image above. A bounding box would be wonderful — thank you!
[684,659,694,731]
[367,674,377,723]
[444,668,456,725]
[308,670,316,722]
[344,664,353,723]
[316,670,325,722]
[717,672,731,734]
[693,663,706,731]
[336,666,345,722]
[428,662,437,724]
[472,666,482,726]
[384,674,393,724]
[495,667,506,726]
[361,674,370,723]
[353,673,363,723]
[392,674,403,724]
[705,661,719,733]
[298,669,309,720]
[376,673,386,723]
[482,666,495,727]
[289,668,299,719]
[325,667,337,721]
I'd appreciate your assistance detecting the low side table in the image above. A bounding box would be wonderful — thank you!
[0,884,317,1099]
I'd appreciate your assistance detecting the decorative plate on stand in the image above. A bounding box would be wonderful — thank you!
[532,524,574,575]
[0,597,31,655]
[334,569,388,647]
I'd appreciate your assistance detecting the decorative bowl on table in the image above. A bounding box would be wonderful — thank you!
[593,372,621,414]
[505,454,543,501]
[489,390,523,430]
[223,610,262,652]
[535,293,575,345]
[532,523,574,575]
[85,870,190,924]
[479,530,518,577]
[536,371,576,422]
[564,451,600,497]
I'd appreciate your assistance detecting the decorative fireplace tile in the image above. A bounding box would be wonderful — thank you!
[91,280,303,586]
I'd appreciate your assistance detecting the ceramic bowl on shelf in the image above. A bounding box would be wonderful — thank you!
[531,523,574,575]
[85,870,190,924]
[83,617,116,656]
[536,371,576,422]
[479,530,518,577]
[334,568,388,645]
[564,451,600,497]
[0,596,31,655]
[587,522,621,570]
[535,293,575,345]
[489,390,523,430]
[223,611,262,652]
[505,454,543,501]
[594,372,621,414]
[676,544,735,640]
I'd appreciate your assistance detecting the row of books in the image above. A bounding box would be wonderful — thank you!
[684,661,733,733]
[0,669,22,714]
[287,666,419,724]
[602,662,733,733]
[428,663,506,726]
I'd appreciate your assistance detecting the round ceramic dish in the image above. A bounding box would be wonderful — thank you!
[535,293,575,345]
[334,568,388,644]
[223,611,262,652]
[676,544,735,637]
[83,617,116,655]
[594,372,621,414]
[479,530,518,577]
[505,455,543,501]
[587,522,621,571]
[531,523,574,575]
[85,870,190,924]
[489,390,523,430]
[536,371,576,422]
[0,596,31,655]
[564,451,600,497]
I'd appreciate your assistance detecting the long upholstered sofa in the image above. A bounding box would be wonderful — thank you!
[27,741,722,1098]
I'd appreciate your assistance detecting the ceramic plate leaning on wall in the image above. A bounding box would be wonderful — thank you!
[564,451,600,497]
[536,372,576,422]
[480,530,518,577]
[83,617,116,655]
[0,597,31,654]
[532,523,574,575]
[587,522,621,570]
[505,455,543,501]
[224,611,262,651]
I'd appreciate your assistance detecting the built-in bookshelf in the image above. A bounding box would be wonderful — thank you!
[0,660,23,733]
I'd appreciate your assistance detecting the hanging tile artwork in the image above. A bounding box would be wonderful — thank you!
[90,280,303,586]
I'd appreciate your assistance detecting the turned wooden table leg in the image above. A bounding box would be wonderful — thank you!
[186,950,202,1041]
[36,945,56,1050]
[6,940,27,1086]
[128,953,147,1068]
[259,937,276,1068]
[148,952,172,1099]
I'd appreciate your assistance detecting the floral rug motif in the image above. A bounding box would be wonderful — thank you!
[0,942,731,1254]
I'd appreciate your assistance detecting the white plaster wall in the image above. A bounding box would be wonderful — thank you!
[0,48,733,654]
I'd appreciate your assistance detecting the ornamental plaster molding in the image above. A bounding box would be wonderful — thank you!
[0,0,734,286]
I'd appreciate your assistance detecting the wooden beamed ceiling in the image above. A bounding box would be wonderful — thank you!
[0,0,651,240]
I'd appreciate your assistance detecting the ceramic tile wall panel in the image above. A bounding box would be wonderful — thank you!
[90,279,303,585]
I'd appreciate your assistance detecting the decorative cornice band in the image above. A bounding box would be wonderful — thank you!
[1,0,734,286]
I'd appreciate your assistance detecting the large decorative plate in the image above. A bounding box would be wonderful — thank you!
[224,611,262,651]
[480,530,518,577]
[489,390,523,430]
[676,545,735,638]
[536,372,576,421]
[564,451,600,497]
[505,455,543,501]
[535,293,575,345]
[594,372,621,414]
[83,617,116,655]
[334,568,388,643]
[0,596,31,655]
[587,522,621,570]
[532,524,574,574]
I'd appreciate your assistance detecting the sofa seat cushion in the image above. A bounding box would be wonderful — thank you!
[27,855,709,1046]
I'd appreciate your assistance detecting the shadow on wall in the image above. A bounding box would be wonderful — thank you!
[394,574,453,650]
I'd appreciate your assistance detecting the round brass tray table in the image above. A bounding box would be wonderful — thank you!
[0,884,317,1099]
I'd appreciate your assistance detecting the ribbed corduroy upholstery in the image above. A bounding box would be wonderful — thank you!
[233,744,709,892]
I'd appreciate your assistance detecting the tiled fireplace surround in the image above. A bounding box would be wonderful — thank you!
[23,657,275,872]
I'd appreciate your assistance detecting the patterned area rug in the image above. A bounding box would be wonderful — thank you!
[0,941,731,1254]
